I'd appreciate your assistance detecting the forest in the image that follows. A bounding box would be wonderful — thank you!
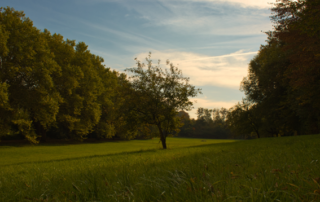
[0,0,319,147]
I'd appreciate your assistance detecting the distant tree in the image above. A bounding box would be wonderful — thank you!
[126,53,201,149]
[227,100,262,138]
[178,110,190,120]
[177,111,195,137]
[179,107,233,139]
[197,108,213,123]
[214,108,227,122]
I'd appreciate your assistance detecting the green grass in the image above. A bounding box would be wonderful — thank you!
[0,138,234,166]
[0,136,320,201]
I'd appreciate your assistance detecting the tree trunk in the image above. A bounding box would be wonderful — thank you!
[35,122,47,142]
[41,130,47,142]
[156,124,167,149]
[161,136,167,149]
[254,128,260,138]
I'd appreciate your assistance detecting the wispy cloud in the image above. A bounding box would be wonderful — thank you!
[186,0,277,8]
[135,50,256,88]
[80,22,169,49]
[49,11,175,54]
[85,0,277,9]
[105,0,274,34]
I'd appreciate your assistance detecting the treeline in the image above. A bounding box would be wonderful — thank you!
[1,0,319,143]
[0,7,154,143]
[0,7,200,147]
[226,0,320,138]
[179,0,320,139]
[178,108,233,139]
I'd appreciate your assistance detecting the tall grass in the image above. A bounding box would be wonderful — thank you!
[0,135,319,201]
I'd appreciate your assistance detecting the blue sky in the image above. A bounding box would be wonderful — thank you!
[3,0,276,118]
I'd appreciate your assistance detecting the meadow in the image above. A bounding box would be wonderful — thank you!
[0,135,319,201]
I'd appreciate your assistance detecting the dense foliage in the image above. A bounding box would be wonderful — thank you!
[225,0,320,138]
[0,7,147,143]
[178,108,233,139]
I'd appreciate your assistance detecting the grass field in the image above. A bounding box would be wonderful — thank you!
[0,138,234,166]
[0,136,320,201]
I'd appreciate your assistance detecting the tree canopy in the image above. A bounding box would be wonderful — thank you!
[227,0,320,138]
[126,53,201,148]
[0,7,150,143]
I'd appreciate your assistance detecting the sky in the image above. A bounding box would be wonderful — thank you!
[2,0,277,118]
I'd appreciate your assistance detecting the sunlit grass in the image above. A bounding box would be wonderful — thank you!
[0,138,234,166]
[0,135,319,201]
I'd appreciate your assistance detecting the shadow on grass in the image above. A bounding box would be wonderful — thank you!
[1,148,159,167]
[1,141,239,167]
[0,138,129,148]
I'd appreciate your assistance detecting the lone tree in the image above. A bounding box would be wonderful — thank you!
[126,53,201,149]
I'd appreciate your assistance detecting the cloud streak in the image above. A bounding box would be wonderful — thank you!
[135,50,256,88]
[86,0,277,9]
[186,0,277,8]
[183,51,257,61]
[89,0,274,35]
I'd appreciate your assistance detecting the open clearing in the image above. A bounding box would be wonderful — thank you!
[0,138,234,166]
[0,136,320,201]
